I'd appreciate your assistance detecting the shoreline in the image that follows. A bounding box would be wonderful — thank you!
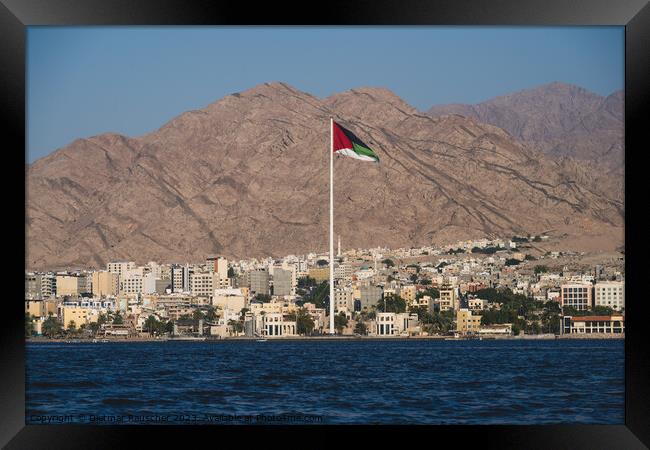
[26,334,624,343]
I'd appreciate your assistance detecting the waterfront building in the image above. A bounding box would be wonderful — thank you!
[376,312,396,335]
[560,283,593,311]
[456,308,482,334]
[594,281,625,311]
[262,312,297,337]
[59,306,93,329]
[561,315,625,334]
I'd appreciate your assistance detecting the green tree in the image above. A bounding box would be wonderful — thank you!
[67,320,77,333]
[88,321,100,336]
[227,267,235,278]
[297,276,317,288]
[334,312,348,334]
[206,307,217,321]
[316,259,329,267]
[252,293,272,303]
[192,309,205,321]
[144,315,159,336]
[505,258,521,266]
[534,265,549,274]
[381,259,395,268]
[354,321,368,335]
[229,320,244,334]
[376,294,407,313]
[42,315,62,338]
[296,308,315,335]
[25,313,35,337]
[112,313,124,325]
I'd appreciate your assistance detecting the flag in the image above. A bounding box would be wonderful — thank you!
[332,121,379,162]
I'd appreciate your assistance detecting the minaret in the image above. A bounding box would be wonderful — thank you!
[337,235,341,257]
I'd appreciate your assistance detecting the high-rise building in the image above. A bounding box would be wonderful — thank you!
[439,287,458,311]
[594,281,624,311]
[273,268,293,297]
[190,272,215,298]
[91,271,119,297]
[107,261,136,278]
[55,275,84,297]
[121,273,144,295]
[334,288,354,312]
[359,285,383,310]
[172,265,190,293]
[25,273,42,299]
[250,269,270,295]
[560,283,593,311]
[40,274,56,298]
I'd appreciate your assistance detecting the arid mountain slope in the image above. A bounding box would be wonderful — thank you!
[26,82,624,269]
[427,82,624,170]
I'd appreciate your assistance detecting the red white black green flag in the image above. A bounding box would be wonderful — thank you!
[332,121,379,162]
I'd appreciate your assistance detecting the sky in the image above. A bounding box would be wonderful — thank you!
[27,26,624,162]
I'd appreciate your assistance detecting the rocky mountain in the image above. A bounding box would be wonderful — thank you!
[427,82,624,170]
[26,82,624,270]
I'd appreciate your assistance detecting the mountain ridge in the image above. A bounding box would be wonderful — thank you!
[27,81,624,270]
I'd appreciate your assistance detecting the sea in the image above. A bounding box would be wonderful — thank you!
[25,339,624,425]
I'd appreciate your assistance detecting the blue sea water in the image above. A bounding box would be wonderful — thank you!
[25,339,624,425]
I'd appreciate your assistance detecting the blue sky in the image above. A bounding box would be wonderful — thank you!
[27,26,624,162]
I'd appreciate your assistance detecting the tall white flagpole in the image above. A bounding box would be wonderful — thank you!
[329,117,335,335]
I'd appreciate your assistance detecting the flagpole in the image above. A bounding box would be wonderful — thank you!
[329,117,335,335]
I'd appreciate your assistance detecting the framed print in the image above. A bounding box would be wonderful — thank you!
[2,0,649,448]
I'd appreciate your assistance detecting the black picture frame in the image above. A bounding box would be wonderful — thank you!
[2,0,648,447]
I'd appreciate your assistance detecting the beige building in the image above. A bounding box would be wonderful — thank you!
[25,300,44,318]
[213,289,247,313]
[92,271,120,297]
[594,281,624,311]
[107,261,136,278]
[562,315,625,334]
[308,267,330,283]
[55,275,83,297]
[400,285,417,303]
[334,288,354,312]
[190,272,216,298]
[60,306,93,329]
[456,308,482,334]
[560,283,593,311]
[262,312,297,337]
[439,287,458,311]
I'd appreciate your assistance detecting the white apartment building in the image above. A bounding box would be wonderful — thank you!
[191,272,215,298]
[121,274,143,294]
[594,281,625,311]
